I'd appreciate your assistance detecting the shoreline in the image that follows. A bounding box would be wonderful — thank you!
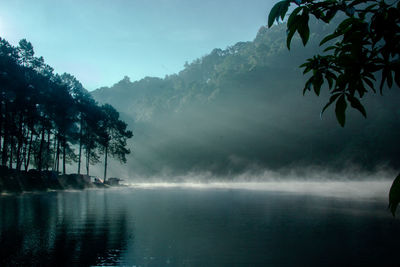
[0,166,112,194]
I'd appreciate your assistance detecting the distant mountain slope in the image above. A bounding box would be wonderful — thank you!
[92,24,400,179]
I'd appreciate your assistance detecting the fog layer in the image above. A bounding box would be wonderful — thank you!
[92,22,400,180]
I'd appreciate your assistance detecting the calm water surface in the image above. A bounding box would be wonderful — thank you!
[0,182,399,266]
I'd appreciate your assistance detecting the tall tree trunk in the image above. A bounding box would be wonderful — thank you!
[38,125,45,172]
[52,135,57,171]
[2,103,8,166]
[25,130,33,171]
[86,147,90,176]
[21,132,27,171]
[62,137,66,175]
[103,145,108,182]
[46,130,51,171]
[16,115,24,171]
[9,109,16,169]
[9,136,13,169]
[0,101,3,158]
[16,142,22,171]
[77,116,83,174]
[1,134,7,166]
[56,135,60,173]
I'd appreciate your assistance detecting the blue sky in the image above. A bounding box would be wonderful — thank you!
[0,0,274,90]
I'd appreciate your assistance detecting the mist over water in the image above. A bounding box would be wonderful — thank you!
[124,166,397,202]
[129,180,391,201]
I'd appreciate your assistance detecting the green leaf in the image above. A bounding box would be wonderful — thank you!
[321,93,341,116]
[345,7,355,16]
[326,75,333,89]
[280,0,290,20]
[337,18,354,33]
[313,73,323,96]
[297,13,310,46]
[320,32,340,46]
[364,3,378,13]
[395,70,400,87]
[303,78,313,95]
[287,7,302,27]
[335,95,347,127]
[268,2,281,27]
[299,62,308,68]
[349,0,369,8]
[302,65,312,74]
[323,8,338,22]
[347,95,367,118]
[363,71,377,81]
[323,45,336,52]
[387,69,393,88]
[287,27,296,50]
[389,173,400,217]
[365,63,382,73]
[363,77,375,92]
[268,1,290,27]
[325,70,337,82]
[286,7,303,50]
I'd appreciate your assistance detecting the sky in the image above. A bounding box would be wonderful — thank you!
[0,0,275,90]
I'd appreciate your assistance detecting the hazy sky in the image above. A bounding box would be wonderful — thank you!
[0,0,274,90]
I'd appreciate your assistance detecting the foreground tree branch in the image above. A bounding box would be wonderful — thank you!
[268,0,400,127]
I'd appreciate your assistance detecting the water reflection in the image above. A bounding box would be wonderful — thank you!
[0,190,132,266]
[0,185,400,266]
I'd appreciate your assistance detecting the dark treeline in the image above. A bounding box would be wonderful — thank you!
[0,37,132,180]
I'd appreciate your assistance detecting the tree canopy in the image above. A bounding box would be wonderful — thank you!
[268,0,400,126]
[0,37,132,177]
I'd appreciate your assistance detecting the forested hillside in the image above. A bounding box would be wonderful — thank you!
[92,23,400,179]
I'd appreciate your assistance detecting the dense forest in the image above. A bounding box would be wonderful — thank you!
[0,38,132,179]
[93,23,400,179]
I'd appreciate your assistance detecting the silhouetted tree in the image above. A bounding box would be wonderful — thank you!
[98,104,132,181]
[0,36,132,177]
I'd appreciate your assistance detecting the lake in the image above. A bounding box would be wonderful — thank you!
[0,181,399,266]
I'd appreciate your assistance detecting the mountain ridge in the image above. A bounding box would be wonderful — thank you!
[91,23,400,179]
